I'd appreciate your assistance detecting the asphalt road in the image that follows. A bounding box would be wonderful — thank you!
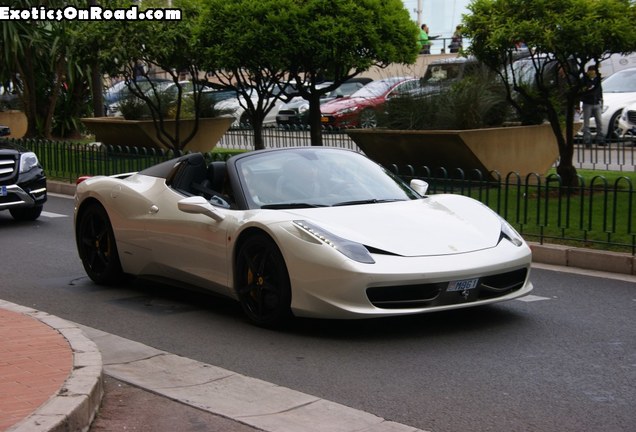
[1,193,635,432]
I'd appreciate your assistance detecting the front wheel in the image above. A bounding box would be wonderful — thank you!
[76,203,125,285]
[606,110,623,142]
[359,109,377,128]
[235,234,292,327]
[10,205,43,221]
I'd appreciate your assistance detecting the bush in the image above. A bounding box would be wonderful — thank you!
[381,66,516,130]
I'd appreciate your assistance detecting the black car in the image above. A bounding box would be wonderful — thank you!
[0,139,47,220]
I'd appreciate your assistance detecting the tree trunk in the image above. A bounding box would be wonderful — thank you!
[307,95,323,146]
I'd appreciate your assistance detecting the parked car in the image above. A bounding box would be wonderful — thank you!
[0,140,47,221]
[104,78,171,116]
[617,100,636,143]
[320,77,420,128]
[588,67,636,141]
[74,147,533,327]
[276,78,373,127]
[214,84,299,128]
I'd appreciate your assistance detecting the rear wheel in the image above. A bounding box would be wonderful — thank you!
[359,109,377,128]
[236,234,292,327]
[76,203,125,285]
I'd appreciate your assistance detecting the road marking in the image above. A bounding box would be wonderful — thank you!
[41,211,68,218]
[517,295,551,302]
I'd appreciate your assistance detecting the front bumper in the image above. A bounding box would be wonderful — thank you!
[0,174,47,211]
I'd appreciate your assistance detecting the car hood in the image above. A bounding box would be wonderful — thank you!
[0,140,27,152]
[321,97,369,114]
[281,196,504,257]
[602,91,636,109]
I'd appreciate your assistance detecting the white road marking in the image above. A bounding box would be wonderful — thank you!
[517,295,551,302]
[41,211,68,218]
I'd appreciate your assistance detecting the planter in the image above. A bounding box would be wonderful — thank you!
[0,111,28,138]
[347,124,560,180]
[81,116,234,152]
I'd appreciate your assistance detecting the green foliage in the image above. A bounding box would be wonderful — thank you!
[382,66,510,130]
[196,0,420,147]
[462,0,636,186]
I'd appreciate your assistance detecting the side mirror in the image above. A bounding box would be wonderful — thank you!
[178,196,225,221]
[410,179,429,196]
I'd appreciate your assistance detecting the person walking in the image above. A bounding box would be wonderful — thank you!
[581,65,605,147]
[418,24,431,54]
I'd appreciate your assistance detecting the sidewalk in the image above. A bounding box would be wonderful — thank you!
[0,301,102,432]
[0,299,427,432]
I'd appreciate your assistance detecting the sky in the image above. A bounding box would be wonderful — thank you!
[402,0,471,38]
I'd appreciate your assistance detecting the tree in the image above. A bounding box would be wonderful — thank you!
[0,0,77,138]
[196,0,419,148]
[462,0,636,186]
[99,0,209,151]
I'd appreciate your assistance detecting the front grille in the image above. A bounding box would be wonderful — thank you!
[0,156,17,181]
[366,268,528,309]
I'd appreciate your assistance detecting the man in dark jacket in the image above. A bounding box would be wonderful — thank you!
[581,65,604,146]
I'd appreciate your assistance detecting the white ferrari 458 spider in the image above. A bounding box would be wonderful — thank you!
[74,147,533,326]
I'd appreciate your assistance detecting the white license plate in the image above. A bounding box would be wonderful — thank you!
[447,278,479,292]
[0,186,6,197]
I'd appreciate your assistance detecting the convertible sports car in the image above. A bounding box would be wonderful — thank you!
[74,147,533,326]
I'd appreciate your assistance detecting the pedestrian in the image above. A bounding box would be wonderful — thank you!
[580,65,605,147]
[449,25,462,53]
[418,24,431,54]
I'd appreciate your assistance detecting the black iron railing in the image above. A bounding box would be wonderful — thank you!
[4,127,636,254]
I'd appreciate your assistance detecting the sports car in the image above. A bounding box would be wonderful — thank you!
[74,147,533,326]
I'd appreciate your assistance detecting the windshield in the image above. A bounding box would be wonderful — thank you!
[235,148,420,209]
[602,68,636,93]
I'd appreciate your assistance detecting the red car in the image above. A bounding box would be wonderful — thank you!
[320,77,419,128]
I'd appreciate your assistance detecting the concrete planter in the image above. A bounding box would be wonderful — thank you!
[0,111,28,138]
[81,116,234,152]
[347,123,560,180]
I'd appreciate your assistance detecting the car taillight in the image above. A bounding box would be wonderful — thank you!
[76,176,92,185]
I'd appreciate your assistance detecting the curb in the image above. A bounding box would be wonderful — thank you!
[1,301,103,432]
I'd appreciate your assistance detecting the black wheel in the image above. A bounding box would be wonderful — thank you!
[239,112,253,129]
[606,110,623,142]
[235,234,292,327]
[76,203,125,285]
[359,109,377,128]
[10,205,43,221]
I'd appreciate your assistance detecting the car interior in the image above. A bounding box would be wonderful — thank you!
[167,153,233,208]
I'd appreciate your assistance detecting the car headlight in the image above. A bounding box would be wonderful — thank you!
[500,220,524,247]
[19,152,40,173]
[293,220,375,264]
[298,104,309,113]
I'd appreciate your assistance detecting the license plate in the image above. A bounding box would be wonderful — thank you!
[447,278,479,292]
[321,117,329,123]
[0,186,6,197]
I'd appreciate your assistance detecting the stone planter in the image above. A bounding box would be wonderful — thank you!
[81,116,234,152]
[347,123,560,180]
[0,111,28,138]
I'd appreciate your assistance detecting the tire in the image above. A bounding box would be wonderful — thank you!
[10,205,43,221]
[239,112,253,129]
[359,109,377,128]
[235,234,292,327]
[606,110,623,142]
[76,203,125,285]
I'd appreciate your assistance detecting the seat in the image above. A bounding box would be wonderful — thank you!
[167,153,207,196]
[192,161,232,208]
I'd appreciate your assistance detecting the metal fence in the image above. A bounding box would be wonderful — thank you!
[5,127,636,254]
